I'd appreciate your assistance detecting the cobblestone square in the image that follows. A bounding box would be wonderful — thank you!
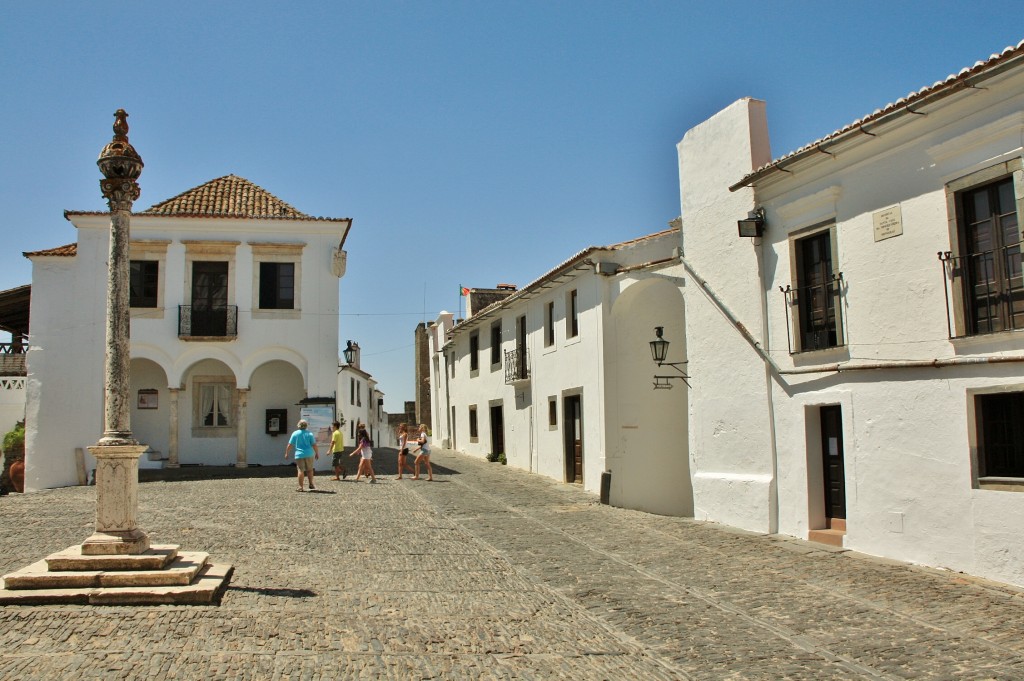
[2,448,1023,680]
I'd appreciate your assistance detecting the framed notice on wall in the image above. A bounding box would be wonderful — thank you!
[137,389,158,409]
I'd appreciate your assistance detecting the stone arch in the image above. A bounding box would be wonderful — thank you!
[175,357,241,466]
[168,346,242,389]
[605,275,693,516]
[239,347,308,390]
[245,359,309,467]
[129,357,170,466]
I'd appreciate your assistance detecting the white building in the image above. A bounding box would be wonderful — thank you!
[25,175,351,489]
[678,42,1024,587]
[428,229,694,517]
[337,341,394,448]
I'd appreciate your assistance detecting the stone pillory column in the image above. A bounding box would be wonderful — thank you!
[84,109,150,556]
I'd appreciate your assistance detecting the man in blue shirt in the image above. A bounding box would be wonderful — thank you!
[285,419,319,492]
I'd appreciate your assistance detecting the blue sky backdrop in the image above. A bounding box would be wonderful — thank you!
[1,2,1021,409]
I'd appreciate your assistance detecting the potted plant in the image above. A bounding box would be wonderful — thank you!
[1,420,25,493]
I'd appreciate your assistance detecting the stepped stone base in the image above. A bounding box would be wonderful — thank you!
[0,544,233,606]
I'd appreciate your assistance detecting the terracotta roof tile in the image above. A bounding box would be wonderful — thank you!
[731,39,1024,190]
[24,243,77,257]
[141,174,312,218]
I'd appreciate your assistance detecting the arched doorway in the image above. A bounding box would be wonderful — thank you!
[129,357,170,468]
[606,277,693,516]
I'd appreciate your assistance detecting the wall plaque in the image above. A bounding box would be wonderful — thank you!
[873,205,903,242]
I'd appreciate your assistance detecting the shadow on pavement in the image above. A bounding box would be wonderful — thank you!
[227,586,317,599]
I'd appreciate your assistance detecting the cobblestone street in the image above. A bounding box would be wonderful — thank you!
[2,448,1023,680]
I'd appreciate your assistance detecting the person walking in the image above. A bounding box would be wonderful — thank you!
[285,419,319,492]
[395,423,415,480]
[329,420,346,481]
[412,424,433,481]
[349,426,377,483]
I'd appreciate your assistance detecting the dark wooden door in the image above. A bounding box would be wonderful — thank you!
[820,405,846,520]
[564,395,583,483]
[192,262,228,336]
[490,404,504,457]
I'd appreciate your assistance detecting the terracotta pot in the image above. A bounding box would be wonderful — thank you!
[9,458,24,493]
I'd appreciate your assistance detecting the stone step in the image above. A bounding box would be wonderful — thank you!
[0,562,233,606]
[45,544,180,571]
[808,528,845,547]
[3,552,209,590]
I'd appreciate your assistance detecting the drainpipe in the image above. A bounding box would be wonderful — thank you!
[755,241,780,535]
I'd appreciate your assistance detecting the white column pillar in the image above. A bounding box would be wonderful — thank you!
[167,387,180,468]
[236,388,249,468]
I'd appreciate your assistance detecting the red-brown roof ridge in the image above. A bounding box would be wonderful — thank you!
[141,174,312,219]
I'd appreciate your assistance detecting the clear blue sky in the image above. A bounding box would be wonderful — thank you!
[1,3,1020,410]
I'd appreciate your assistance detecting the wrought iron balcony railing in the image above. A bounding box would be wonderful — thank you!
[178,305,238,339]
[504,347,529,384]
[938,243,1024,338]
[779,273,845,354]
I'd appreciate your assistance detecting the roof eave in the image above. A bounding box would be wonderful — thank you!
[729,45,1024,192]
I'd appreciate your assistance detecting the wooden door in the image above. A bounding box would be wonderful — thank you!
[191,262,228,336]
[564,395,583,483]
[820,405,846,520]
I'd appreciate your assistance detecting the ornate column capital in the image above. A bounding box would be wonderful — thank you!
[99,178,141,213]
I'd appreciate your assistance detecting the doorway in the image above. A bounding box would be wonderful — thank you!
[820,405,846,523]
[489,404,504,458]
[563,394,583,483]
[191,261,229,336]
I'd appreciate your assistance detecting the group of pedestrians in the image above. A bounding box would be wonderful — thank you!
[284,419,431,492]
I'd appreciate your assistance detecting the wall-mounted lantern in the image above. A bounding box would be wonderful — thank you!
[649,326,690,389]
[737,207,766,238]
[342,340,356,365]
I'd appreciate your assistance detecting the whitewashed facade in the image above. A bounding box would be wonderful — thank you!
[338,342,394,448]
[428,230,694,517]
[679,43,1024,587]
[25,175,351,489]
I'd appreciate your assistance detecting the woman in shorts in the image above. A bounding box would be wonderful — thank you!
[412,424,432,481]
[395,423,414,480]
[349,427,376,483]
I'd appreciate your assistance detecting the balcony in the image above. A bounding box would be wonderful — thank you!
[939,245,1023,338]
[178,305,238,340]
[504,347,529,384]
[0,343,27,376]
[779,273,845,354]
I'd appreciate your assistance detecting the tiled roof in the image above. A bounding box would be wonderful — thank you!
[141,174,312,219]
[731,39,1024,191]
[24,243,77,257]
[453,226,681,332]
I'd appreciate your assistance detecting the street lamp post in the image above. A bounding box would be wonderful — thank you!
[83,109,150,556]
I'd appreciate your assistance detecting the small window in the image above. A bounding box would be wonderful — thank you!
[567,290,579,338]
[490,322,502,366]
[545,301,555,347]
[976,392,1024,479]
[130,261,159,308]
[469,406,478,441]
[259,262,295,310]
[548,397,557,428]
[196,381,233,429]
[350,378,355,405]
[470,332,480,372]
